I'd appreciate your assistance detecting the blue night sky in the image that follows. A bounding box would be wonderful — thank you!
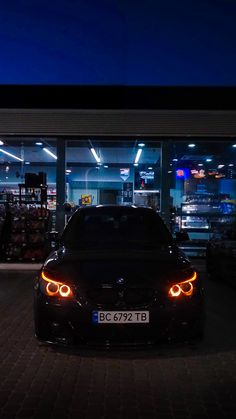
[0,0,236,85]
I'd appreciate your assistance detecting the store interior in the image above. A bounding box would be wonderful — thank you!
[0,136,236,261]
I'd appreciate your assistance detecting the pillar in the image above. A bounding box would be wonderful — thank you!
[56,138,66,232]
[160,140,171,229]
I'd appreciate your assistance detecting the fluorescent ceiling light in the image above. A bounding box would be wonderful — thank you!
[232,144,236,148]
[172,158,178,162]
[0,140,4,146]
[90,148,101,163]
[134,190,160,193]
[104,165,108,168]
[66,169,72,173]
[134,148,142,164]
[218,164,225,169]
[206,158,212,162]
[35,142,43,146]
[43,147,57,160]
[229,164,234,166]
[148,167,153,170]
[188,143,196,148]
[138,143,145,147]
[198,163,203,166]
[25,161,30,165]
[0,148,24,162]
[133,163,139,166]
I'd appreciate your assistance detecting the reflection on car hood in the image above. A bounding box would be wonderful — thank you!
[43,245,191,286]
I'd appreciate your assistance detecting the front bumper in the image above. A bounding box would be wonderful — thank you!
[34,289,205,346]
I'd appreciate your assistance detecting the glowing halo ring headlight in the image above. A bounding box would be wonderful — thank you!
[59,285,71,297]
[41,271,73,298]
[168,271,197,298]
[46,282,59,296]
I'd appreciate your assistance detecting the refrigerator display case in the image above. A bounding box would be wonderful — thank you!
[177,197,236,257]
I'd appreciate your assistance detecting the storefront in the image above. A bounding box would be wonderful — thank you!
[1,86,236,261]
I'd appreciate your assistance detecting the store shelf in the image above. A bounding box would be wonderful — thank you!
[181,212,236,217]
[176,199,236,247]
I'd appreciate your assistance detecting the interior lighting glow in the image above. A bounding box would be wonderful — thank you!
[104,165,108,168]
[66,169,72,173]
[172,158,178,162]
[148,167,153,170]
[0,148,24,162]
[135,148,142,164]
[218,164,225,169]
[134,163,139,166]
[35,142,43,146]
[206,158,212,162]
[198,163,203,166]
[0,140,4,145]
[43,147,57,160]
[90,148,101,163]
[188,144,196,148]
[168,271,197,298]
[138,143,145,147]
[229,164,234,166]
[134,189,159,193]
[232,144,236,148]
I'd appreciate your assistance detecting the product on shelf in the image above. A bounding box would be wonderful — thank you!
[1,204,51,262]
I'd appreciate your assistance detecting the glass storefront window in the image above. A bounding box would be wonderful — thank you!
[65,138,161,211]
[1,136,236,262]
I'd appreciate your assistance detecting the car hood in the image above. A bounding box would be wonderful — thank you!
[42,245,192,288]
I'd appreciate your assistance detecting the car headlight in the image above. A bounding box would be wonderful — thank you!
[41,270,73,298]
[168,271,197,298]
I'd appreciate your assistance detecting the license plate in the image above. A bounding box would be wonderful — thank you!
[92,311,149,324]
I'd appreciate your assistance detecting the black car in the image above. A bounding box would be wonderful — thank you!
[34,205,204,345]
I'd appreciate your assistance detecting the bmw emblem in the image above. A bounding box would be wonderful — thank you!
[116,277,125,285]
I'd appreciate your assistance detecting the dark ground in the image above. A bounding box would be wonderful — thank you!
[0,259,236,419]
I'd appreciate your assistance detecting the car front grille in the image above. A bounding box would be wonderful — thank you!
[85,287,155,309]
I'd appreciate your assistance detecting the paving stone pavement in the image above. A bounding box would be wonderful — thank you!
[0,262,236,419]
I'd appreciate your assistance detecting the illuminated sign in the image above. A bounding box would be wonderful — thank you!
[139,171,154,180]
[123,182,133,203]
[176,168,190,179]
[193,169,205,179]
[120,168,130,181]
[81,194,92,205]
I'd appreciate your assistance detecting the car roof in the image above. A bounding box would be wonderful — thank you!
[75,205,156,214]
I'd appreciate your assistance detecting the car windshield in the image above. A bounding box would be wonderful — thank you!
[61,207,172,250]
